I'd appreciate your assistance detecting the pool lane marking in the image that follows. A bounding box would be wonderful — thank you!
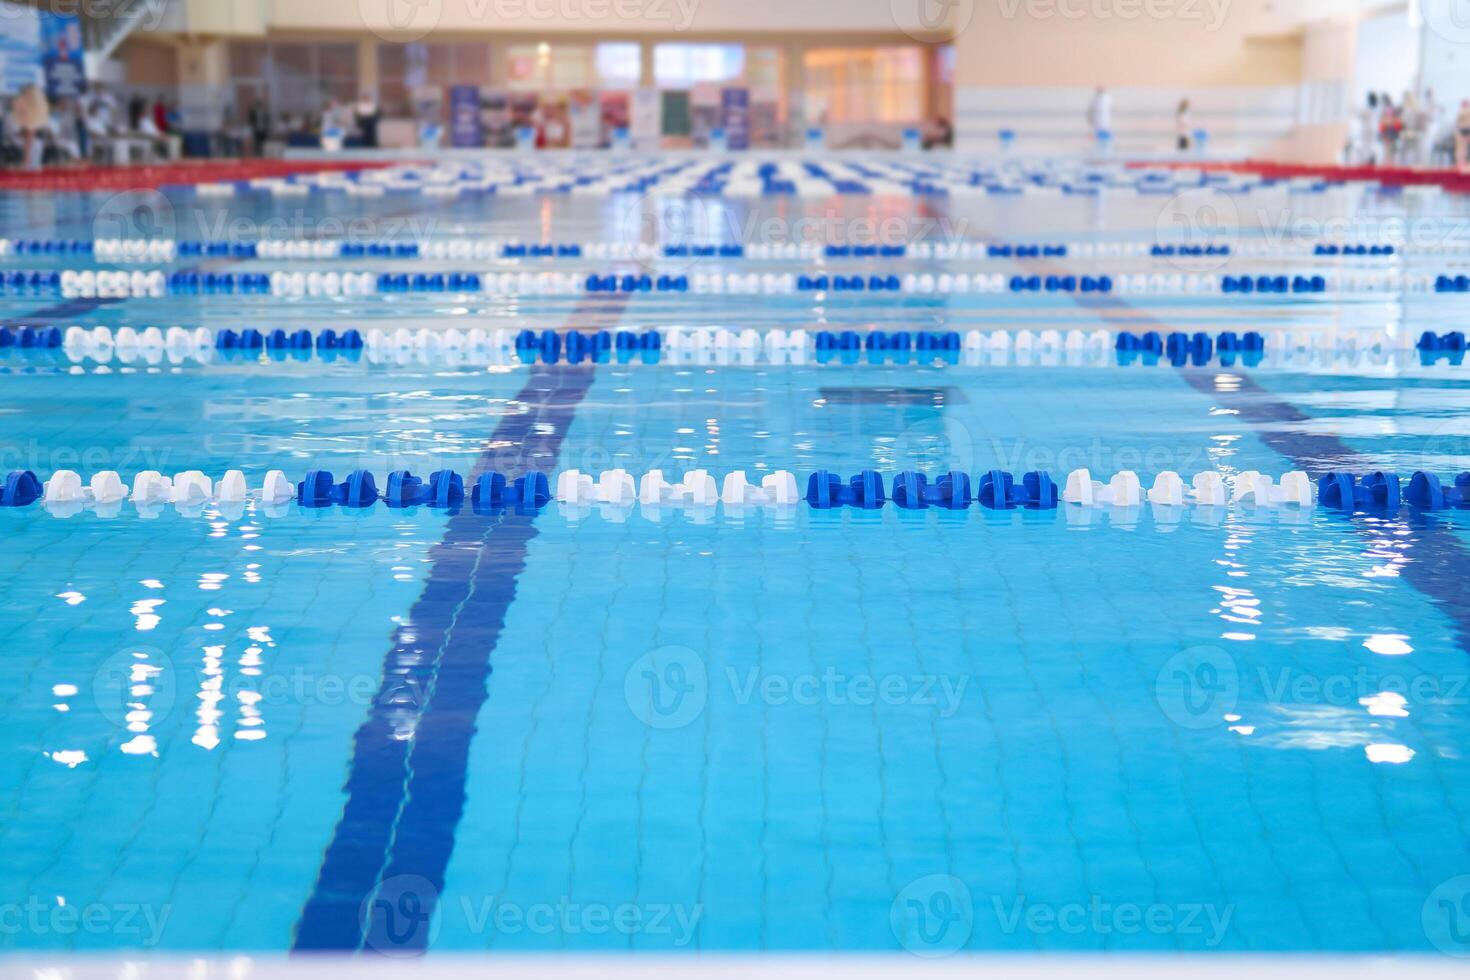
[0,257,239,330]
[987,246,1470,650]
[0,192,470,331]
[292,295,625,954]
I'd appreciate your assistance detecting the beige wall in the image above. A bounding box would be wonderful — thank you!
[951,6,1303,89]
[268,0,909,36]
[118,39,181,87]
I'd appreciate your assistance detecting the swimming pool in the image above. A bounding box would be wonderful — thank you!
[1,159,1469,960]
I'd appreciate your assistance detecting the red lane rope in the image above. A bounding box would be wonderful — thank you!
[1129,158,1470,192]
[0,159,394,193]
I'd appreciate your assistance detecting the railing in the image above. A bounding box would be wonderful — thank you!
[78,0,175,69]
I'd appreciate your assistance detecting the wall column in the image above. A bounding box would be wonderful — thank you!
[176,37,231,130]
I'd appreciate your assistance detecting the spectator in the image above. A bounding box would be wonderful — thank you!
[1175,98,1192,152]
[1379,93,1402,165]
[247,99,269,156]
[1352,93,1379,165]
[922,115,953,150]
[1456,100,1470,170]
[152,96,169,134]
[127,94,146,130]
[355,93,381,148]
[12,83,50,169]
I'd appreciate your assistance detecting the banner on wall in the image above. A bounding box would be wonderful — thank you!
[541,94,570,149]
[749,88,781,148]
[600,91,630,148]
[721,87,749,151]
[630,89,661,149]
[0,1,85,98]
[659,90,691,148]
[568,89,600,150]
[480,89,513,148]
[39,11,84,99]
[449,85,482,147]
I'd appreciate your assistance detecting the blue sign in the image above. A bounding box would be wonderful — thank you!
[449,85,482,148]
[40,12,85,100]
[721,87,749,151]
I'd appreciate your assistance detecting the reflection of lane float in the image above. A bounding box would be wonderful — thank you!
[3,467,1458,517]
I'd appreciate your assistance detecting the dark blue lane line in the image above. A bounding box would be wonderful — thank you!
[1175,367,1470,646]
[0,295,124,329]
[949,190,1470,643]
[1042,281,1470,649]
[0,258,229,330]
[293,301,623,954]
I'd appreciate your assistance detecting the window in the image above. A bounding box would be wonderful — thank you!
[803,47,925,124]
[654,43,744,88]
[506,44,548,92]
[227,42,359,118]
[596,42,641,90]
[378,42,489,116]
[507,44,602,91]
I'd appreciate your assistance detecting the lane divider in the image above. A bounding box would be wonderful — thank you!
[28,267,1470,300]
[181,159,1360,200]
[4,237,1430,263]
[41,325,1451,369]
[5,466,1464,519]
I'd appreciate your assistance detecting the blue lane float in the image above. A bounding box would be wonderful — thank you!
[1416,331,1467,365]
[1406,472,1470,510]
[1317,471,1401,511]
[0,470,42,507]
[890,472,973,509]
[294,468,549,513]
[804,469,1059,511]
[0,326,62,349]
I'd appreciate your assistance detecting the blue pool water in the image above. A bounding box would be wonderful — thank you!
[2,172,1470,957]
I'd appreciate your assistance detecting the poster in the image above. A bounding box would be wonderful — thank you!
[0,2,85,97]
[721,87,749,151]
[449,85,482,148]
[510,93,539,135]
[541,94,570,149]
[39,12,84,99]
[568,89,600,150]
[480,88,513,148]
[632,89,661,149]
[600,91,631,148]
[659,90,691,148]
[689,84,721,148]
[749,88,781,148]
